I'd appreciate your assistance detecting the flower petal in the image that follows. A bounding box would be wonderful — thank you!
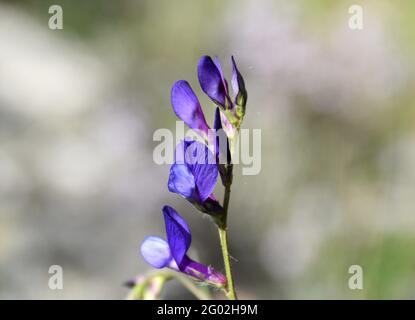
[185,141,218,202]
[171,80,209,134]
[231,56,247,106]
[171,140,219,203]
[173,140,193,164]
[163,206,191,269]
[168,163,196,198]
[213,56,229,95]
[213,106,222,131]
[198,56,227,107]
[140,236,172,269]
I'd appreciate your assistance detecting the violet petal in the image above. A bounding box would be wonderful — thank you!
[163,206,192,269]
[198,56,227,107]
[171,80,209,134]
[140,236,172,269]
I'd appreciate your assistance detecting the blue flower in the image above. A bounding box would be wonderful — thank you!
[171,55,247,139]
[198,55,247,114]
[168,140,220,209]
[140,206,227,287]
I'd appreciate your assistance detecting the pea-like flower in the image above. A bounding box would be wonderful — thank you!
[168,139,223,215]
[171,55,247,142]
[140,205,227,288]
[198,55,247,120]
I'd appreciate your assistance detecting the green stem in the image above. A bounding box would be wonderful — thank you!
[218,183,237,300]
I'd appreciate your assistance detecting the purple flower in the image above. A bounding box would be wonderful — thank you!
[198,55,247,113]
[198,56,232,109]
[168,140,218,204]
[140,206,227,287]
[171,80,210,136]
[171,55,247,142]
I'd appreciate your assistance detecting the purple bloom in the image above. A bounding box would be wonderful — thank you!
[171,55,246,142]
[168,140,218,204]
[171,80,210,135]
[198,55,247,113]
[198,56,232,109]
[140,206,227,287]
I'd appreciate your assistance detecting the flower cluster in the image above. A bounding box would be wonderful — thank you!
[139,55,247,293]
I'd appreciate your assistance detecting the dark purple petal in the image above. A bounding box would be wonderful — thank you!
[213,56,229,95]
[168,164,196,198]
[171,80,209,134]
[185,141,218,202]
[173,140,193,164]
[171,140,218,203]
[231,56,247,106]
[213,107,222,131]
[163,206,191,269]
[140,236,172,268]
[198,56,227,107]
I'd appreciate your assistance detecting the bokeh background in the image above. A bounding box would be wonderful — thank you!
[1,0,415,299]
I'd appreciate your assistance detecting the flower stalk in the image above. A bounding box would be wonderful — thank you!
[135,55,247,300]
[218,182,237,299]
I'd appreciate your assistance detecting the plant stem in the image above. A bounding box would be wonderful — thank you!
[218,183,237,300]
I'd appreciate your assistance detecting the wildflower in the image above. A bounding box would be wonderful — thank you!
[170,80,231,168]
[171,55,247,142]
[168,139,223,215]
[198,56,232,110]
[198,55,247,125]
[140,206,227,288]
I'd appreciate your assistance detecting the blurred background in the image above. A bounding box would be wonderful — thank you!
[1,0,415,299]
